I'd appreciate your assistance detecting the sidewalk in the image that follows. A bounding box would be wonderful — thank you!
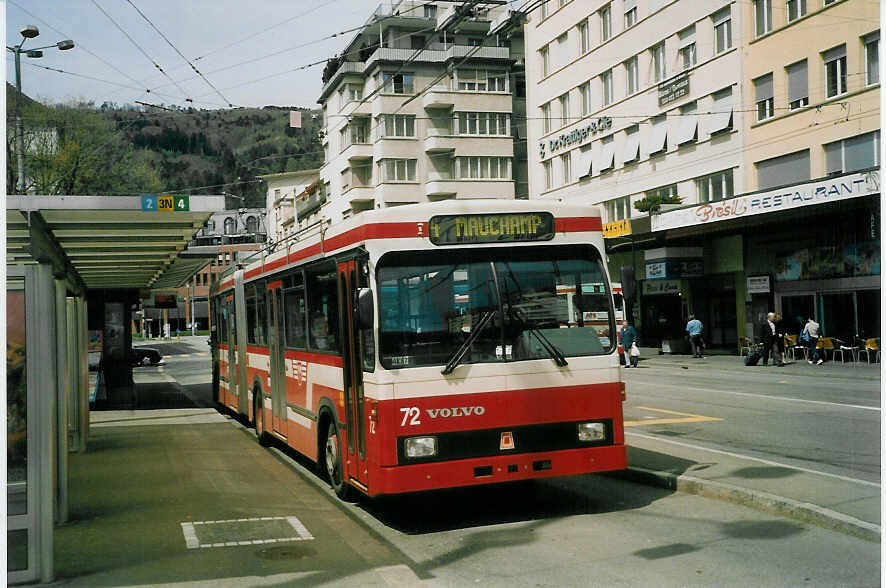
[612,349,881,542]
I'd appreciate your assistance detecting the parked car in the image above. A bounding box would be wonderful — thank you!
[130,347,162,366]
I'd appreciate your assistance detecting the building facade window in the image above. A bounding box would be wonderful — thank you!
[604,196,630,222]
[378,158,417,182]
[676,101,698,145]
[824,131,880,176]
[786,0,806,22]
[381,72,414,94]
[579,82,591,116]
[224,217,235,234]
[754,73,774,121]
[601,69,613,105]
[557,34,569,69]
[424,4,436,18]
[652,43,667,82]
[713,7,732,54]
[560,152,572,185]
[600,4,612,42]
[625,56,639,94]
[696,169,734,203]
[679,25,696,70]
[823,44,847,98]
[543,159,553,190]
[624,0,637,29]
[378,114,416,138]
[541,102,552,134]
[559,93,570,126]
[646,184,678,201]
[457,69,507,91]
[756,149,810,190]
[864,32,879,86]
[540,45,550,77]
[578,20,590,54]
[246,216,259,233]
[622,125,640,164]
[456,157,511,179]
[754,0,772,37]
[786,60,809,109]
[456,112,510,135]
[541,0,550,19]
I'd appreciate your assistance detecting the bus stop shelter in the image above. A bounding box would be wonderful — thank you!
[6,194,224,584]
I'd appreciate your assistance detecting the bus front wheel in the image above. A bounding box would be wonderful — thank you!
[324,420,353,501]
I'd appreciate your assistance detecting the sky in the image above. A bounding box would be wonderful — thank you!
[4,0,381,110]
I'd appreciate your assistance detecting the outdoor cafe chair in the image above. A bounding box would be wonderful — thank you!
[857,337,880,364]
[830,338,858,364]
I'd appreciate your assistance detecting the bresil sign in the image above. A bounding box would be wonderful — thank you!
[429,212,555,245]
[652,170,880,232]
[539,117,612,159]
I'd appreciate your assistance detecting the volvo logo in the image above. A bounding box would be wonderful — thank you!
[426,406,486,419]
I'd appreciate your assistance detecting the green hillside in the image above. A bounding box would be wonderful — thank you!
[6,84,322,207]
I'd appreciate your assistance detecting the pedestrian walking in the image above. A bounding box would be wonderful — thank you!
[801,316,823,365]
[760,312,785,367]
[621,323,639,367]
[686,315,704,358]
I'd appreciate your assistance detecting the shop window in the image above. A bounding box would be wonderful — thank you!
[824,131,880,176]
[786,60,809,110]
[696,170,734,203]
[756,149,810,190]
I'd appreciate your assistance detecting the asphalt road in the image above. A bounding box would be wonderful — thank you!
[125,340,882,587]
[622,362,881,484]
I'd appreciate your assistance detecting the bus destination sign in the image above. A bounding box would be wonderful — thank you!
[429,212,555,245]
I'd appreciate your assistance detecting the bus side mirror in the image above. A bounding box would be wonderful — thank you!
[355,288,374,330]
[620,266,636,303]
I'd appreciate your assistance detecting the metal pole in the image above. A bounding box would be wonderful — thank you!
[15,48,25,194]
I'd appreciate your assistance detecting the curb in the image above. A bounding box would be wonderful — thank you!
[610,467,881,543]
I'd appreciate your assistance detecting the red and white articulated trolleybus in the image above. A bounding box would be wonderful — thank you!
[209,199,628,499]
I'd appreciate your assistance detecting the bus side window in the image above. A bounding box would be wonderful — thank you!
[245,285,258,345]
[358,261,375,372]
[306,263,340,353]
[283,287,307,348]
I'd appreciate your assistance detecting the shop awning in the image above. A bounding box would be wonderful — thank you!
[6,195,224,295]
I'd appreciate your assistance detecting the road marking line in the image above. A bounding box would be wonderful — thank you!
[626,430,881,488]
[625,406,722,427]
[628,378,880,411]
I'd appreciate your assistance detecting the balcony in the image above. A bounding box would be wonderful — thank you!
[423,85,458,109]
[341,142,373,161]
[375,182,422,205]
[425,179,515,199]
[344,185,374,204]
[367,45,510,68]
[423,132,458,153]
[296,191,326,219]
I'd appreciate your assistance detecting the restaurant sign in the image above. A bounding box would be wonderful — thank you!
[652,170,880,232]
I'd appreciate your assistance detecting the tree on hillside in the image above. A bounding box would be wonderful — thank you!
[10,104,162,195]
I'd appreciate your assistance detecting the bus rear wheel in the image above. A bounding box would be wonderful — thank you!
[324,420,353,501]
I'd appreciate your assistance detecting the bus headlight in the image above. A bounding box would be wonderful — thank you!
[578,422,606,442]
[404,436,438,458]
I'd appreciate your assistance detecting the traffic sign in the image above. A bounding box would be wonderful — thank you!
[141,194,189,212]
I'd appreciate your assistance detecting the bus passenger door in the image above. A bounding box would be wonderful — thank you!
[225,296,237,409]
[338,260,368,490]
[267,284,287,436]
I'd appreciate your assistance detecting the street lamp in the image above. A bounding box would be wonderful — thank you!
[6,26,75,194]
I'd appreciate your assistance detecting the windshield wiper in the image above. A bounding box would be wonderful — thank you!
[441,310,496,375]
[512,307,568,367]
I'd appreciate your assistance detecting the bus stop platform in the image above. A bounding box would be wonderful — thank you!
[47,363,878,585]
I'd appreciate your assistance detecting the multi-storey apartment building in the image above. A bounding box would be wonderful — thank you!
[524,0,879,350]
[314,1,526,224]
[261,169,320,241]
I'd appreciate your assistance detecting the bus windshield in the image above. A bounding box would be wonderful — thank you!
[377,245,615,370]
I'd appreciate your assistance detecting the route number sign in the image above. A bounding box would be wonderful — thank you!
[141,194,189,212]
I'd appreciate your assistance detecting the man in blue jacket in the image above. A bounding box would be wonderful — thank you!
[621,322,639,367]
